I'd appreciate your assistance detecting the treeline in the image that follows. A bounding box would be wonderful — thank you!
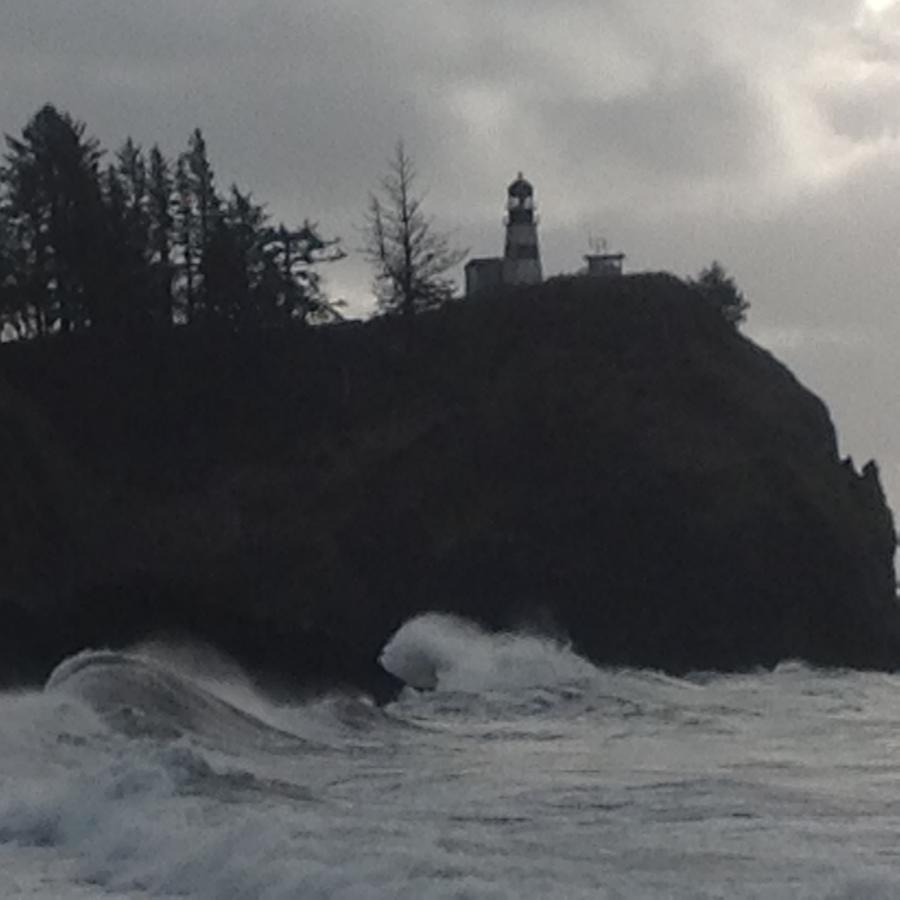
[0,105,344,341]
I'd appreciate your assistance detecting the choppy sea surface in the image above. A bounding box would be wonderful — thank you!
[3,613,900,899]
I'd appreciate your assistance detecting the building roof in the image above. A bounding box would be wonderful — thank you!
[465,256,504,268]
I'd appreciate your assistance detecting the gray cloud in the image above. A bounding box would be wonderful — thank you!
[4,0,900,506]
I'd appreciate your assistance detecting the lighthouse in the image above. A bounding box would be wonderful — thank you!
[464,172,544,298]
[503,173,542,286]
[464,172,628,299]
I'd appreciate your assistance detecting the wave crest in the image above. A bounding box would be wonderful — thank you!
[378,613,596,693]
[46,649,312,748]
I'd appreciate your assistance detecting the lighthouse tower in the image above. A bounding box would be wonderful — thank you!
[503,173,542,286]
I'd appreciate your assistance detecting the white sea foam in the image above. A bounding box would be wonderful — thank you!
[0,620,898,897]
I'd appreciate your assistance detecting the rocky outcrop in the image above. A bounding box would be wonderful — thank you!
[0,273,897,695]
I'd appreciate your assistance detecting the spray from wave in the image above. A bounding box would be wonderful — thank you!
[378,613,597,693]
[376,613,720,726]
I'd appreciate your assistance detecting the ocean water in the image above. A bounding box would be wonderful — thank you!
[2,614,900,899]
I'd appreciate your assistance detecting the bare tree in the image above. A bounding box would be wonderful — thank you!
[364,141,466,318]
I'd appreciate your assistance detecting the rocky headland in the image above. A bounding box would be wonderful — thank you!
[0,273,897,700]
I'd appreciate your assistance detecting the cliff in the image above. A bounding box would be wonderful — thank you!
[0,273,897,696]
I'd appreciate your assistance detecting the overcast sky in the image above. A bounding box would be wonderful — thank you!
[4,0,900,511]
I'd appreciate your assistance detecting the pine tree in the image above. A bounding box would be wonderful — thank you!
[692,261,749,327]
[114,139,157,329]
[172,129,221,323]
[173,155,197,324]
[269,221,345,325]
[147,145,174,327]
[1,104,104,334]
[1,107,342,339]
[228,188,274,329]
[0,207,22,338]
[202,186,261,329]
[95,164,131,331]
[186,129,219,318]
[117,138,147,220]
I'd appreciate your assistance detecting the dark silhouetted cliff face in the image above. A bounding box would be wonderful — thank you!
[0,273,897,694]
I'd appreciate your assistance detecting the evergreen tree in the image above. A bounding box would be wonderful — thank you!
[363,141,465,318]
[1,104,104,335]
[185,129,220,319]
[109,139,156,330]
[202,189,344,331]
[172,129,220,323]
[95,164,132,331]
[0,106,341,340]
[147,145,174,327]
[173,155,197,323]
[186,130,217,246]
[0,208,22,338]
[0,203,36,339]
[269,221,345,325]
[117,138,147,220]
[202,186,261,329]
[692,261,749,327]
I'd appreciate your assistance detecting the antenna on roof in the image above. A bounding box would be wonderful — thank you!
[588,233,608,255]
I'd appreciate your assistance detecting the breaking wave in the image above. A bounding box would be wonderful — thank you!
[46,649,315,749]
[0,623,891,898]
[378,612,597,693]
[377,614,741,725]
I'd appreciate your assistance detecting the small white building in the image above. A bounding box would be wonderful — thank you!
[583,251,626,278]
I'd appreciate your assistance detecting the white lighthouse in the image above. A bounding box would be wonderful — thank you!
[503,173,542,286]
